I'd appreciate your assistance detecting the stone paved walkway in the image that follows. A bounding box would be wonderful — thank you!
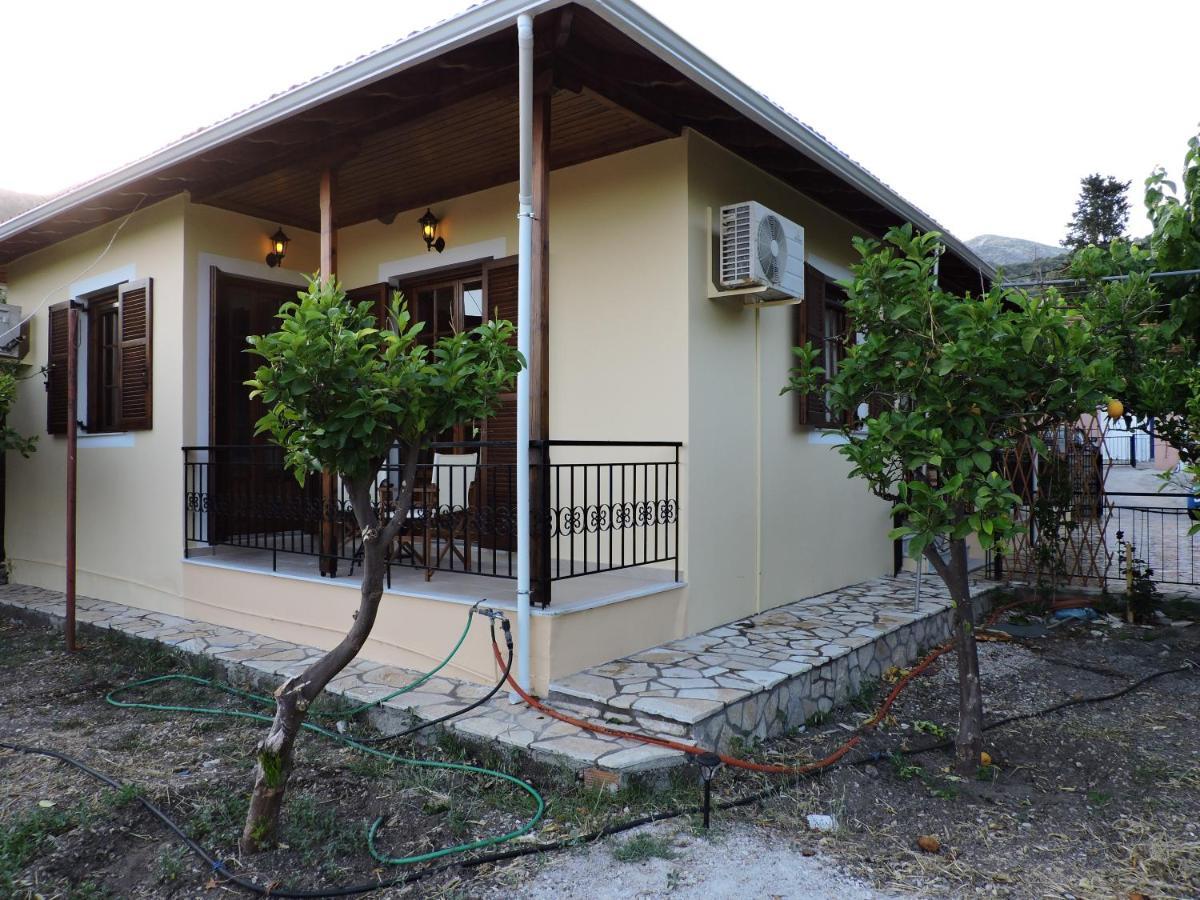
[550,571,990,749]
[0,570,993,779]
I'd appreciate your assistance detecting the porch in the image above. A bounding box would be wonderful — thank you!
[183,439,682,609]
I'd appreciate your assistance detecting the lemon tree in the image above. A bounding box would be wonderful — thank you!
[786,225,1119,773]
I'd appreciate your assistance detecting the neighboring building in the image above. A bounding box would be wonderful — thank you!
[0,0,991,692]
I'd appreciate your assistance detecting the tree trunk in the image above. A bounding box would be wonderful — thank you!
[924,536,984,776]
[240,449,420,853]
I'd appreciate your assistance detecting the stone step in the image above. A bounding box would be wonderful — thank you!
[549,572,987,752]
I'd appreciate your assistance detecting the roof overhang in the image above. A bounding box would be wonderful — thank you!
[0,0,993,287]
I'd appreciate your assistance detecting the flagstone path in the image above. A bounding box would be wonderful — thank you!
[0,570,994,781]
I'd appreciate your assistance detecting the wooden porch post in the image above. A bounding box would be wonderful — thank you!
[319,167,339,577]
[530,91,552,605]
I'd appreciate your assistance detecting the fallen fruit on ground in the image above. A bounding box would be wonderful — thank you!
[980,751,993,767]
[917,835,941,853]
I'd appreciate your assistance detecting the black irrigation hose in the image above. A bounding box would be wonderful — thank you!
[848,659,1198,764]
[350,616,514,746]
[2,657,1192,897]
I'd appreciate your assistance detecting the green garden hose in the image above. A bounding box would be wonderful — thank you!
[104,612,544,868]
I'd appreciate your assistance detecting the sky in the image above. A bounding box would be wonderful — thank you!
[1,0,1196,247]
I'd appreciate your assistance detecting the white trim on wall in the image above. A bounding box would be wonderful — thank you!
[78,433,136,448]
[377,238,507,283]
[70,264,136,301]
[194,253,306,446]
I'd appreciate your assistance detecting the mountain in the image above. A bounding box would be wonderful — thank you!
[0,188,46,224]
[966,234,1068,268]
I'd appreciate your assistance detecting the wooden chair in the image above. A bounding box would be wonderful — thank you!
[427,451,479,576]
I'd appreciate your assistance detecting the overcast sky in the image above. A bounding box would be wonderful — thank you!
[2,0,1195,246]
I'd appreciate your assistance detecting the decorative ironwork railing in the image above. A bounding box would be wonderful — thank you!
[182,440,681,605]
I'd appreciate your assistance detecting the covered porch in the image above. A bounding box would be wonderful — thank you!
[183,440,682,608]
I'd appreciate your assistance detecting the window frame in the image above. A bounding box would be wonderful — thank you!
[84,289,121,434]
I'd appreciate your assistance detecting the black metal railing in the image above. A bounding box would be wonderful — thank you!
[183,440,681,604]
[1107,493,1199,587]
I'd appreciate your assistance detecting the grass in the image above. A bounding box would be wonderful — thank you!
[0,802,93,894]
[887,752,923,781]
[280,795,363,865]
[612,833,677,863]
[185,790,246,844]
[155,846,187,883]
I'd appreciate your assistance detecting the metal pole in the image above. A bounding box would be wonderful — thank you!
[914,552,922,613]
[514,12,534,695]
[65,301,80,652]
[702,779,712,829]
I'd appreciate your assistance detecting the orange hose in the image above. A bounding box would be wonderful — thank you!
[494,594,1032,776]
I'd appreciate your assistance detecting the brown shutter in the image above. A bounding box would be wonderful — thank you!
[483,257,519,336]
[116,278,153,431]
[482,258,519,466]
[795,263,827,427]
[46,302,70,435]
[345,281,390,328]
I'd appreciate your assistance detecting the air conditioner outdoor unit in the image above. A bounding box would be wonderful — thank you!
[0,303,26,362]
[718,201,805,301]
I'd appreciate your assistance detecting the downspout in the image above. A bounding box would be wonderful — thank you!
[515,12,534,694]
[753,307,762,613]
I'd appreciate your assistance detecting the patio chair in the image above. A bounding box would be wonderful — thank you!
[345,470,436,575]
[427,451,479,575]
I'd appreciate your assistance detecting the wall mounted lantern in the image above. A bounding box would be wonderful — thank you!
[265,227,290,268]
[419,208,445,253]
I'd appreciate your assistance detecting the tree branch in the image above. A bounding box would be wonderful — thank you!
[380,443,422,546]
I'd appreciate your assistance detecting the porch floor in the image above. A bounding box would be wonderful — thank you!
[0,571,994,780]
[184,545,682,614]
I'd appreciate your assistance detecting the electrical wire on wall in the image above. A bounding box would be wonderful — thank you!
[1,192,148,348]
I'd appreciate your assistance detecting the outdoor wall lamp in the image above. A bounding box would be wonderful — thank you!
[419,208,445,253]
[696,751,723,829]
[265,227,290,268]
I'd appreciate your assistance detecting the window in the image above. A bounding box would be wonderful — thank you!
[821,289,848,419]
[795,264,850,428]
[409,275,485,343]
[86,290,120,432]
[46,278,153,435]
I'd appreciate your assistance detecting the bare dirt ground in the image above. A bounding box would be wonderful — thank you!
[1,597,1197,899]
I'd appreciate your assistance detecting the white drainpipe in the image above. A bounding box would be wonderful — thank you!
[514,12,534,695]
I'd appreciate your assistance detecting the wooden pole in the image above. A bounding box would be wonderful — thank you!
[65,302,79,651]
[530,90,552,606]
[319,168,339,577]
[320,168,337,281]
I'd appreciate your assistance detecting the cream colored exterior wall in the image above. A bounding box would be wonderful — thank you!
[684,130,894,634]
[5,196,189,611]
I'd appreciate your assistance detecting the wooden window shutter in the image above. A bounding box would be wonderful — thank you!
[345,282,390,328]
[481,258,519,465]
[794,263,827,427]
[116,278,153,431]
[483,257,519,336]
[46,302,70,435]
